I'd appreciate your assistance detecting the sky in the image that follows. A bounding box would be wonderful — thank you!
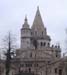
[0,0,67,54]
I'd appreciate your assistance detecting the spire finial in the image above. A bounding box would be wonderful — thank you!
[22,15,29,28]
[25,15,27,22]
[37,6,39,10]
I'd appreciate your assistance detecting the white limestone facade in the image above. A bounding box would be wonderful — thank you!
[1,7,67,75]
[15,7,62,75]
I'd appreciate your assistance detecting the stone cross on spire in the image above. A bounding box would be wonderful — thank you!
[24,15,27,23]
[22,15,30,29]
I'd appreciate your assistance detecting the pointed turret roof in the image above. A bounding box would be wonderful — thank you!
[22,16,30,29]
[31,7,45,31]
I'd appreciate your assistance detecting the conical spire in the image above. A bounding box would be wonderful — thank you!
[22,16,29,29]
[31,7,45,31]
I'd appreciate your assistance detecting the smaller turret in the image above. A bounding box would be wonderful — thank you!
[51,44,61,59]
[22,16,29,29]
[21,16,31,49]
[31,7,51,49]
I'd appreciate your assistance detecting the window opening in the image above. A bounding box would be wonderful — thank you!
[55,68,57,74]
[41,42,43,46]
[59,69,62,75]
[48,43,50,47]
[30,52,32,57]
[44,42,46,46]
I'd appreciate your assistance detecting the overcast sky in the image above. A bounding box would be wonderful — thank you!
[0,0,67,53]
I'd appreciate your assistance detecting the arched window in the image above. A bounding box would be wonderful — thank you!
[55,68,57,74]
[26,64,32,67]
[44,42,46,46]
[56,51,58,57]
[41,42,43,46]
[42,31,43,36]
[34,63,38,67]
[48,43,50,47]
[29,68,31,72]
[59,69,62,75]
[21,64,24,67]
[30,52,32,57]
[35,31,37,35]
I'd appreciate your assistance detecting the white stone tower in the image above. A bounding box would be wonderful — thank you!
[21,16,31,49]
[8,7,62,75]
[31,7,51,49]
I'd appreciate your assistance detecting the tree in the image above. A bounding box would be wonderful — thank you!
[2,32,17,75]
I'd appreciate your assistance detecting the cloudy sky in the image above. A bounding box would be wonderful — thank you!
[0,0,67,53]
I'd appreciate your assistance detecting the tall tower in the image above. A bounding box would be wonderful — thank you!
[31,7,51,48]
[15,7,62,75]
[21,16,31,49]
